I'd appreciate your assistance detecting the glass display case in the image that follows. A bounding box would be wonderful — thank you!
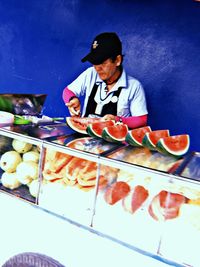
[93,152,200,267]
[106,145,182,172]
[38,142,99,225]
[38,135,122,225]
[0,127,43,204]
[0,125,200,267]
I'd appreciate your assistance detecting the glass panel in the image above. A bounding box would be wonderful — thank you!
[0,135,41,204]
[51,135,122,155]
[93,162,169,254]
[107,146,181,173]
[38,146,99,225]
[158,179,200,266]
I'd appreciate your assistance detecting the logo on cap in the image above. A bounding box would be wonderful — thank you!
[92,40,98,49]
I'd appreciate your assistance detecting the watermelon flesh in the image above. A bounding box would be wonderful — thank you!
[125,126,152,146]
[66,117,101,134]
[142,129,170,151]
[86,120,115,138]
[122,185,149,214]
[102,123,128,143]
[156,134,190,157]
[104,181,131,205]
[148,190,187,221]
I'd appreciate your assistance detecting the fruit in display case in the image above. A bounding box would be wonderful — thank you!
[16,161,39,184]
[122,185,149,214]
[66,116,102,134]
[125,126,152,147]
[0,138,40,199]
[102,123,128,143]
[12,139,33,153]
[43,149,101,190]
[65,158,96,182]
[142,129,170,151]
[28,179,40,198]
[1,172,21,189]
[22,151,40,163]
[156,134,190,157]
[0,151,22,172]
[64,157,108,190]
[86,120,115,138]
[148,190,187,221]
[104,181,131,205]
[42,149,73,181]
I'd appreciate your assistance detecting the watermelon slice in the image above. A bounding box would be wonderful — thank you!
[125,126,152,147]
[102,123,129,143]
[148,190,187,221]
[86,120,115,138]
[66,117,101,134]
[122,185,149,214]
[142,129,170,151]
[156,134,190,157]
[104,181,131,205]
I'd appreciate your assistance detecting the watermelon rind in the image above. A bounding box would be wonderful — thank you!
[102,124,128,143]
[66,117,87,134]
[125,126,152,147]
[156,135,190,157]
[142,133,156,150]
[86,120,115,138]
[142,134,155,150]
[142,130,170,151]
[86,125,98,138]
[102,128,119,143]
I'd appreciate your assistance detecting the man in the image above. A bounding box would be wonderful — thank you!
[62,32,148,128]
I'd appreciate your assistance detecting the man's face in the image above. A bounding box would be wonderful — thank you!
[93,55,121,81]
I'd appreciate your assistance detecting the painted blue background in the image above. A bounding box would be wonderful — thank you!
[0,0,199,151]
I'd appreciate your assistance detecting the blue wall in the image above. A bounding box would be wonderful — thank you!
[0,0,199,151]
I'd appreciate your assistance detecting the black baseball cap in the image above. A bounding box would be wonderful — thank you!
[81,32,122,65]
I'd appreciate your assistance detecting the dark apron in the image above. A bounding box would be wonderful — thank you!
[84,83,122,117]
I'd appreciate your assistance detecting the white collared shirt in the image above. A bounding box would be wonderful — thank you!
[67,66,148,117]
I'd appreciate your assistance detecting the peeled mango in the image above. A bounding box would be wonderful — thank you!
[1,172,21,189]
[12,139,32,153]
[16,161,38,184]
[0,151,22,173]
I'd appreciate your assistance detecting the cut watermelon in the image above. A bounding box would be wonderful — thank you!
[66,117,101,134]
[102,123,128,143]
[148,190,186,221]
[86,120,115,138]
[122,185,149,214]
[142,129,170,151]
[156,134,190,157]
[125,126,152,146]
[104,181,131,205]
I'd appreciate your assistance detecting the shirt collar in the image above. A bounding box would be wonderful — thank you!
[95,68,128,88]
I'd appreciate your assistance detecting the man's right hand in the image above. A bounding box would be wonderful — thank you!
[65,97,81,117]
